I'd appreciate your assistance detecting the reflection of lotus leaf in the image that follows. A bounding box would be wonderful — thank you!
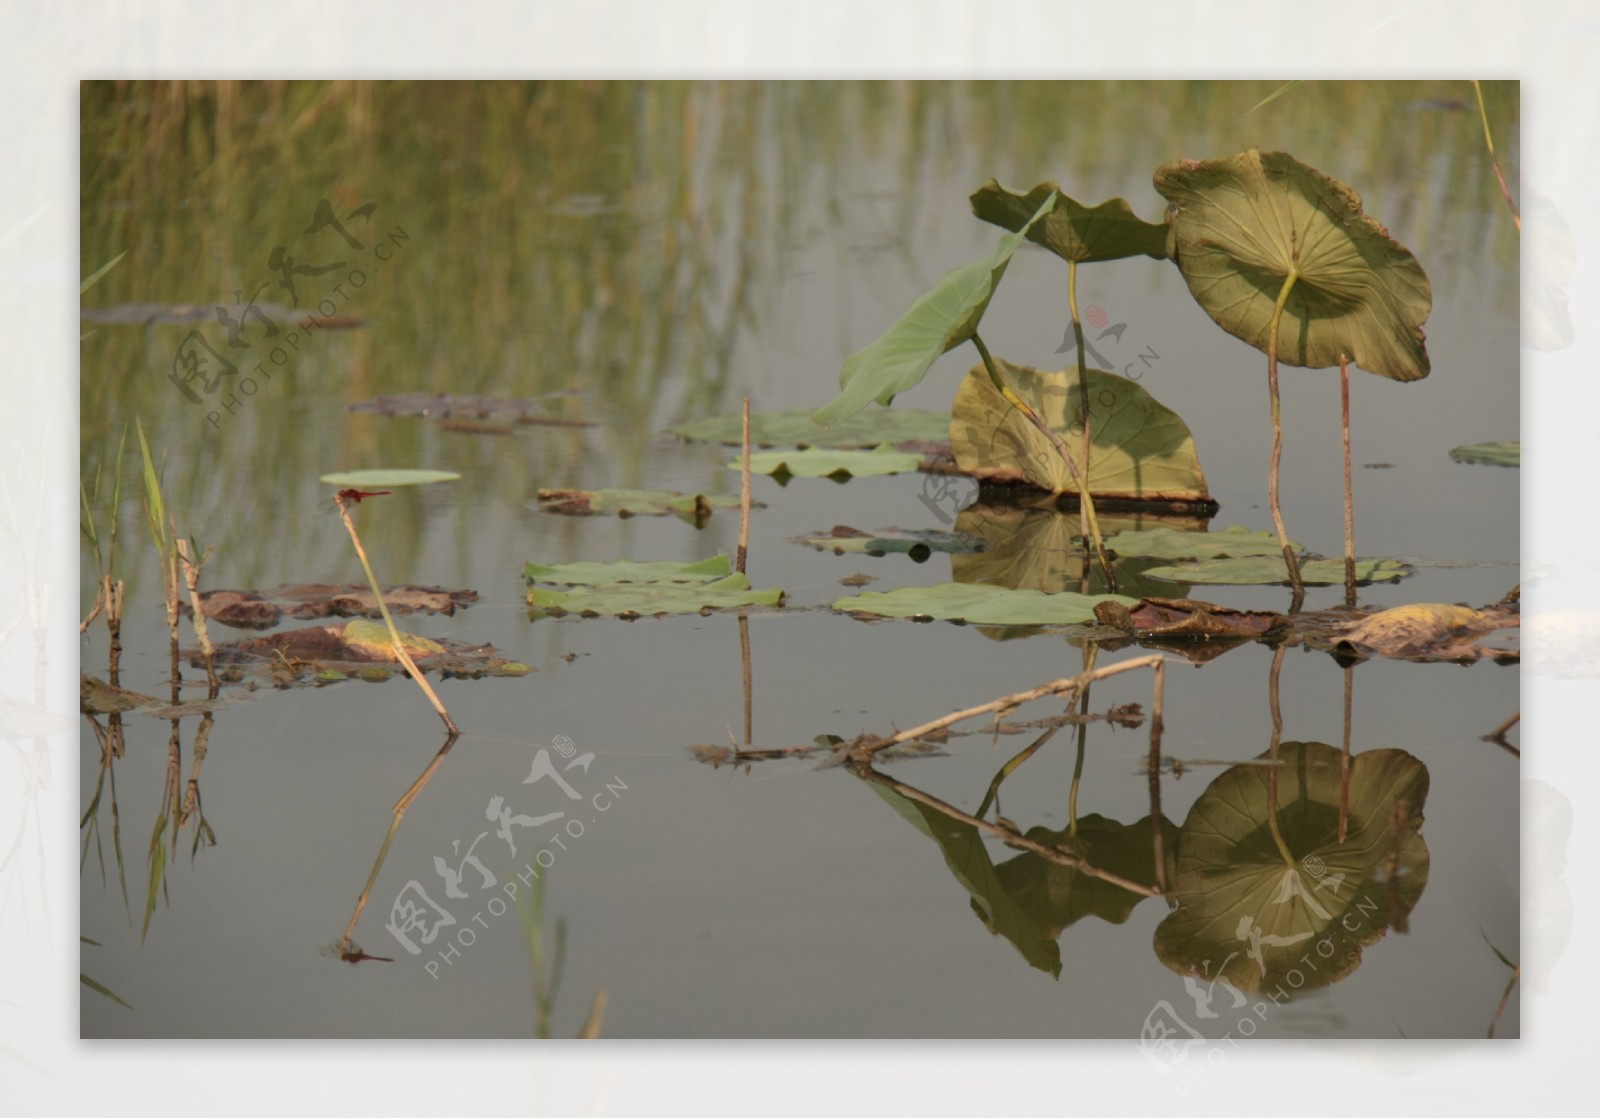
[1154,742,1429,995]
[951,506,1193,599]
[950,359,1209,500]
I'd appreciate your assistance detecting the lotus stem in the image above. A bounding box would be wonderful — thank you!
[1265,273,1305,607]
[737,395,751,575]
[1147,655,1168,893]
[1068,641,1098,838]
[1066,261,1098,588]
[1340,353,1356,607]
[335,495,458,735]
[971,332,1116,591]
[1339,663,1353,843]
[1472,80,1520,234]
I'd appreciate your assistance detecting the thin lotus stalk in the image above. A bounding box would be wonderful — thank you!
[339,731,461,954]
[1147,656,1168,893]
[1488,964,1520,1039]
[1339,664,1353,843]
[971,331,1115,590]
[856,764,1160,897]
[736,395,751,575]
[1069,640,1098,838]
[577,990,609,1039]
[334,494,458,735]
[856,653,1164,760]
[1264,643,1296,870]
[175,537,218,689]
[1264,275,1305,606]
[738,612,752,748]
[1340,353,1356,606]
[1472,80,1520,234]
[1066,261,1098,583]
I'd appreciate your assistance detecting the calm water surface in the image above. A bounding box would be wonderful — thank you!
[79,81,1518,1038]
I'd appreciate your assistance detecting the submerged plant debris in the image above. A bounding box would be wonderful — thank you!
[536,487,757,524]
[197,619,529,683]
[1317,601,1520,663]
[180,584,478,630]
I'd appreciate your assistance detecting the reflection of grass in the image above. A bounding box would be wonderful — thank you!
[1481,928,1519,1039]
[80,937,132,1011]
[514,871,607,1039]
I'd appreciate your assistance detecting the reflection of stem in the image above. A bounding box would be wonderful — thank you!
[738,612,752,747]
[338,731,461,953]
[1069,641,1098,837]
[1264,644,1296,869]
[971,331,1115,592]
[1339,663,1353,843]
[976,724,1061,822]
[335,495,458,735]
[1339,353,1356,607]
[1148,657,1168,894]
[1265,274,1305,608]
[854,764,1159,897]
[854,654,1164,760]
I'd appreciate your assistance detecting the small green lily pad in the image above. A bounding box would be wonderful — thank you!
[522,554,735,587]
[794,526,983,560]
[833,583,1139,625]
[669,408,950,449]
[318,468,462,487]
[1106,525,1300,560]
[1144,556,1412,586]
[1449,441,1520,467]
[736,444,922,479]
[528,574,784,619]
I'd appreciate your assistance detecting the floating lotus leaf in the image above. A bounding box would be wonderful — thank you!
[522,554,736,587]
[1105,524,1300,560]
[1154,742,1430,994]
[349,392,593,427]
[812,191,1058,428]
[527,574,784,619]
[1449,441,1519,467]
[535,487,755,523]
[196,621,527,682]
[951,506,1196,599]
[970,179,1168,263]
[1154,149,1431,381]
[1143,556,1411,586]
[318,468,461,487]
[669,408,950,449]
[794,525,983,560]
[181,584,478,630]
[950,358,1210,500]
[833,582,1138,626]
[735,444,922,479]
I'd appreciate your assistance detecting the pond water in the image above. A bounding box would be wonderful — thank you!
[79,81,1519,1039]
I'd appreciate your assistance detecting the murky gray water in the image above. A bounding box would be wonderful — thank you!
[79,80,1518,1038]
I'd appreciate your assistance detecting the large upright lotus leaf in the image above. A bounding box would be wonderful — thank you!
[868,782,1062,976]
[833,582,1138,626]
[970,179,1168,263]
[1153,742,1430,995]
[1154,149,1431,381]
[950,359,1210,500]
[811,191,1058,429]
[670,408,950,449]
[951,505,1194,599]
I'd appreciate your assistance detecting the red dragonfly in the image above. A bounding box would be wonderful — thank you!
[319,487,393,514]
